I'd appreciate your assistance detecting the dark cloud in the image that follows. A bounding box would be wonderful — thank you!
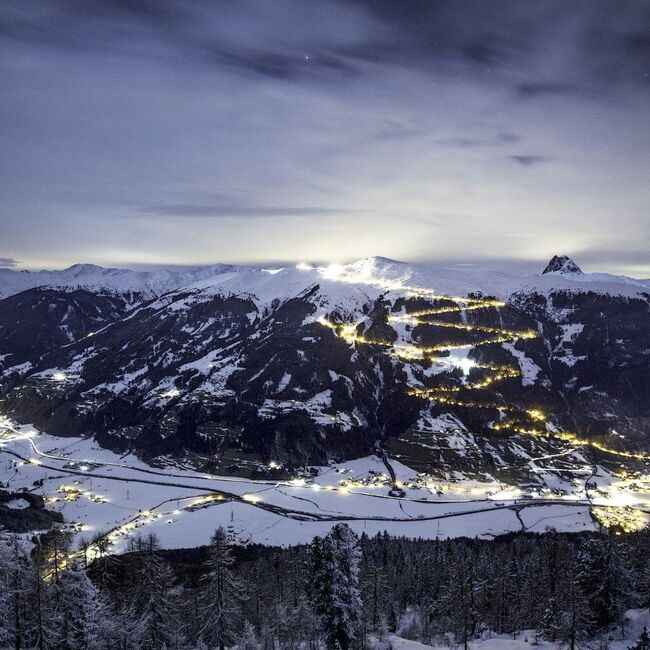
[374,121,426,142]
[624,33,650,54]
[142,205,346,218]
[208,45,361,81]
[497,133,522,144]
[0,257,18,268]
[516,82,578,98]
[510,155,549,167]
[461,33,518,66]
[0,0,182,50]
[434,133,524,149]
[3,0,649,90]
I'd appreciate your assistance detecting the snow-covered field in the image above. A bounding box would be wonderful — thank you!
[5,418,649,556]
[385,607,650,650]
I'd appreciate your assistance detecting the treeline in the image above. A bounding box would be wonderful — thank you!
[2,526,650,649]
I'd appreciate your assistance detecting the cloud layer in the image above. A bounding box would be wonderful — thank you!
[1,0,649,275]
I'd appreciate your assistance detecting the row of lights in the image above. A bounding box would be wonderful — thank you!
[317,289,650,517]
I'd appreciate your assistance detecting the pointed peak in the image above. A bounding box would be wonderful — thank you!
[542,255,582,275]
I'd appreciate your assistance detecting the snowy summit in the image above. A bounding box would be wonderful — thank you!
[542,255,583,275]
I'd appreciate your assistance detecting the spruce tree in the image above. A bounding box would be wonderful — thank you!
[57,562,108,650]
[557,556,594,650]
[0,540,24,649]
[236,620,258,650]
[0,538,31,650]
[129,534,177,650]
[198,526,244,649]
[309,523,362,650]
[362,553,389,634]
[577,537,636,633]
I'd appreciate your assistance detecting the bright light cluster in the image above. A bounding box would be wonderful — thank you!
[592,506,648,533]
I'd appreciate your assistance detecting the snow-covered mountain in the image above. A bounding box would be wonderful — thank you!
[1,255,648,302]
[0,262,235,301]
[1,255,649,480]
[542,254,583,275]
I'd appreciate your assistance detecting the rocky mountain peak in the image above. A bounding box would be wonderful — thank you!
[542,255,583,275]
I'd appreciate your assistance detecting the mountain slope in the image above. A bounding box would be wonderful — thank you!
[0,288,130,373]
[1,256,649,480]
[0,263,235,300]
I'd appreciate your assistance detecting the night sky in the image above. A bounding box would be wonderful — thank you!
[1,1,649,275]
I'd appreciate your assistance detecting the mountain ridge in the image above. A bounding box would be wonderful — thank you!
[1,254,649,482]
[1,255,649,302]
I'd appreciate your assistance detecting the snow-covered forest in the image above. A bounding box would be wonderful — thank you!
[2,526,650,649]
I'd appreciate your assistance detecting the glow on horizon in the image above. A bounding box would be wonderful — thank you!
[6,245,650,280]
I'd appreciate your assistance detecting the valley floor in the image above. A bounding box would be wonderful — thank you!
[3,418,650,560]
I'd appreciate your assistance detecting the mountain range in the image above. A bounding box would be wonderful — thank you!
[1,255,649,482]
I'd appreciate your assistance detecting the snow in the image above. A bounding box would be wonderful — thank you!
[416,412,467,434]
[309,256,650,301]
[3,423,630,555]
[502,342,541,386]
[386,636,438,650]
[381,609,650,650]
[0,263,236,300]
[4,497,30,509]
[556,354,586,367]
[386,635,557,649]
[3,256,647,307]
[551,323,587,366]
[518,504,593,533]
[0,361,33,377]
[276,372,291,392]
[559,323,585,343]
[258,389,359,430]
[89,366,149,395]
[513,269,650,300]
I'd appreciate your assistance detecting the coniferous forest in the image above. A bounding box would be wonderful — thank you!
[2,526,650,649]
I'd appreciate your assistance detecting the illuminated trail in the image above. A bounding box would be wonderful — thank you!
[319,293,650,464]
[388,299,505,321]
[319,295,530,412]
